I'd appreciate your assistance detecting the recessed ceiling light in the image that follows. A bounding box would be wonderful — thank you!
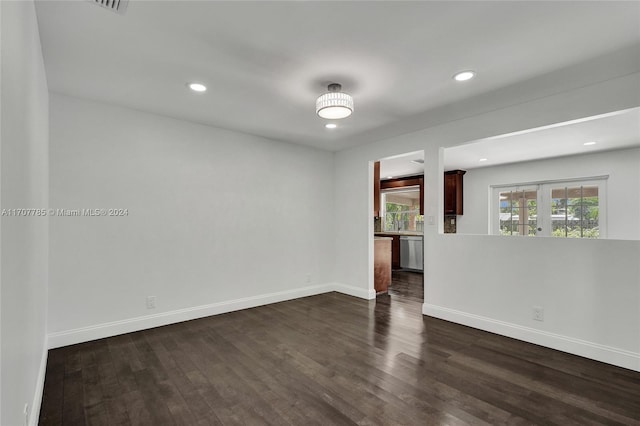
[187,83,207,92]
[584,141,597,146]
[386,176,393,179]
[325,123,337,129]
[453,70,476,82]
[479,158,488,162]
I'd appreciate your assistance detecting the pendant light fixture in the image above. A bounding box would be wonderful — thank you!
[316,83,354,119]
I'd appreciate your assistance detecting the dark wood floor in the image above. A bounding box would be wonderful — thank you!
[387,270,424,303]
[40,292,640,425]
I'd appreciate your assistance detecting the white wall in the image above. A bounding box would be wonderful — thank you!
[48,94,335,345]
[457,147,640,240]
[0,1,49,425]
[334,71,640,371]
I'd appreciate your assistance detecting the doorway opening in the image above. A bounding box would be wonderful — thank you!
[371,150,425,304]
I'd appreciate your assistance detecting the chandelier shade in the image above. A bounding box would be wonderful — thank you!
[316,83,353,119]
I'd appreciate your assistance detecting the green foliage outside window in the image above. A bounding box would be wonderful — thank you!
[384,202,423,232]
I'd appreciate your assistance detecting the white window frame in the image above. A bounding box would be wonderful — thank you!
[490,176,608,238]
[381,186,421,232]
[491,184,540,237]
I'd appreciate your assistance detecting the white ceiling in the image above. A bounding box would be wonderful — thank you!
[380,151,424,179]
[35,1,640,151]
[444,107,640,170]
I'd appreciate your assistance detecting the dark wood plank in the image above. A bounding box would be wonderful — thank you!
[40,291,640,425]
[385,269,424,303]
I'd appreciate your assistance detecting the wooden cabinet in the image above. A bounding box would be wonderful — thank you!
[374,237,392,293]
[375,233,401,269]
[373,161,381,218]
[444,170,466,215]
[390,235,400,269]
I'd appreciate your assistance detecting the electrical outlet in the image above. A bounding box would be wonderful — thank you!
[305,273,311,283]
[146,296,156,309]
[533,306,544,321]
[23,403,29,426]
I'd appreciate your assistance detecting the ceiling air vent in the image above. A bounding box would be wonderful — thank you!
[89,0,129,15]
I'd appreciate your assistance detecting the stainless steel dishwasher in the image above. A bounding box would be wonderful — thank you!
[400,235,423,271]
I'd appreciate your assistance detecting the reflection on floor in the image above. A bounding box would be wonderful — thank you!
[387,270,423,303]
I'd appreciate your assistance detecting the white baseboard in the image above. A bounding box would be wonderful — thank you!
[48,283,334,348]
[332,282,376,300]
[30,341,48,426]
[423,303,640,372]
[47,282,378,349]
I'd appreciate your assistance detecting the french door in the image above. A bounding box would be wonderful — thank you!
[491,178,606,238]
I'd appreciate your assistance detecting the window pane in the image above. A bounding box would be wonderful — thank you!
[551,186,599,239]
[498,189,537,236]
[382,188,422,232]
[581,186,599,238]
[499,191,514,235]
[551,188,567,237]
[526,195,538,236]
[566,187,583,238]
